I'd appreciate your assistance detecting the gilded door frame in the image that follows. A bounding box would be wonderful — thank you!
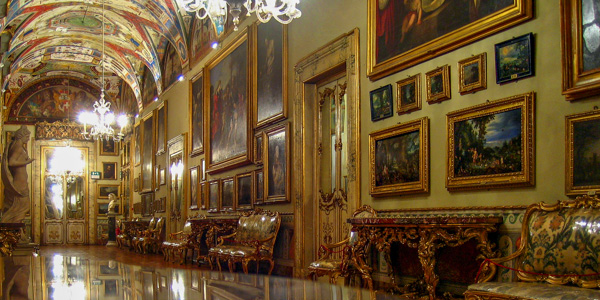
[293,29,360,277]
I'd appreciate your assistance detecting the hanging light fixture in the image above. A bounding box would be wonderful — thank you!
[78,0,128,142]
[176,0,301,34]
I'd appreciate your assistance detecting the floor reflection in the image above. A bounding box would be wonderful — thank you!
[1,253,403,300]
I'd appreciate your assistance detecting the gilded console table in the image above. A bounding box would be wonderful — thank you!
[0,223,25,256]
[190,216,238,263]
[348,216,502,300]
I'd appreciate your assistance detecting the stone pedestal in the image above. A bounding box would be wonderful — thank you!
[106,213,118,247]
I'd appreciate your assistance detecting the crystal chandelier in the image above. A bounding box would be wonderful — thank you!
[78,0,128,141]
[176,0,301,34]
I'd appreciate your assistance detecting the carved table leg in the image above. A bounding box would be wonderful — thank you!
[417,229,440,300]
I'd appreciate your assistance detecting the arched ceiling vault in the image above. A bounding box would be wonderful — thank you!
[0,0,189,118]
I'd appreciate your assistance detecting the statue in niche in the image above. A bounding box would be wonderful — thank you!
[1,126,35,223]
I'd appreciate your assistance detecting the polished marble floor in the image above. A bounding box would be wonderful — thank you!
[1,245,403,300]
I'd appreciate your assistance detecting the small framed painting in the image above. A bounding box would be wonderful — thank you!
[208,179,220,213]
[495,33,534,84]
[369,117,429,196]
[200,181,207,210]
[100,139,118,156]
[425,65,451,104]
[254,169,264,205]
[189,166,199,210]
[254,132,264,165]
[396,74,421,115]
[370,85,393,122]
[103,162,117,180]
[264,123,290,203]
[220,177,234,212]
[458,53,487,95]
[566,109,600,195]
[98,202,110,215]
[236,172,253,210]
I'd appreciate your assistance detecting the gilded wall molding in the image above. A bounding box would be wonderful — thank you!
[35,120,87,141]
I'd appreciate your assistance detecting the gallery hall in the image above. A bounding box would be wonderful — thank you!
[0,0,599,299]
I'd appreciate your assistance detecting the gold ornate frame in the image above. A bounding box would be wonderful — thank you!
[446,92,535,191]
[235,171,254,210]
[204,27,252,174]
[561,0,600,100]
[140,113,155,193]
[369,117,429,196]
[254,131,264,165]
[426,65,451,104]
[264,122,290,204]
[565,109,600,195]
[458,53,487,95]
[208,179,220,213]
[99,139,118,156]
[189,70,204,157]
[97,184,120,199]
[396,74,421,115]
[253,169,264,205]
[189,165,199,210]
[220,177,235,212]
[367,0,533,80]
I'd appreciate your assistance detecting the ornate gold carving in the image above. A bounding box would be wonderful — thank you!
[318,189,347,214]
[0,224,24,256]
[35,120,86,141]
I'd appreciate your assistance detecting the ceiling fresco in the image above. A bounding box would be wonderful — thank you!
[0,0,192,123]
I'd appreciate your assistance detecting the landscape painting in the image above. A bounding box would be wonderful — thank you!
[446,92,535,190]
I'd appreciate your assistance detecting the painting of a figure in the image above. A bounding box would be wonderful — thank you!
[134,124,141,166]
[374,131,420,187]
[141,115,154,192]
[190,73,204,156]
[453,108,522,178]
[369,0,530,80]
[236,172,252,209]
[571,116,600,188]
[265,124,289,202]
[221,178,234,211]
[255,20,286,128]
[207,33,250,172]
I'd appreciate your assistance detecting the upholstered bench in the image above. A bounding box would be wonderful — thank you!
[208,208,281,275]
[465,195,600,300]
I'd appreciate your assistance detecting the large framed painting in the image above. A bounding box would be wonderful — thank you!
[367,0,533,80]
[141,114,155,193]
[561,0,600,100]
[189,71,204,157]
[446,92,535,191]
[134,122,141,166]
[565,110,600,195]
[205,28,252,173]
[98,184,120,199]
[253,20,288,128]
[369,117,429,196]
[495,33,534,84]
[264,123,290,203]
[156,101,167,156]
[235,172,253,210]
[396,74,421,115]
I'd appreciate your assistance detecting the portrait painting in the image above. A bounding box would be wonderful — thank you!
[156,102,167,155]
[425,65,451,104]
[103,162,117,180]
[458,53,487,95]
[561,0,600,100]
[396,74,421,115]
[98,184,120,199]
[162,42,182,90]
[189,166,199,210]
[446,92,535,191]
[369,117,429,196]
[220,177,234,212]
[367,0,532,80]
[566,110,600,195]
[236,172,253,210]
[254,169,264,205]
[189,72,204,156]
[495,33,534,84]
[254,20,287,128]
[141,67,157,108]
[100,139,118,156]
[141,114,154,192]
[254,132,264,164]
[208,179,219,213]
[265,123,290,203]
[206,30,251,173]
[105,279,118,296]
[134,123,141,166]
[370,84,393,122]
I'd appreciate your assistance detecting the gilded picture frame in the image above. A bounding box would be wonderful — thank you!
[200,181,207,210]
[254,131,264,165]
[121,139,130,167]
[458,53,487,95]
[220,177,234,212]
[97,184,120,199]
[495,33,534,84]
[253,20,288,129]
[208,179,220,213]
[140,113,155,193]
[264,123,290,203]
[156,101,167,156]
[446,92,535,191]
[205,28,252,173]
[561,0,600,100]
[100,139,118,156]
[367,0,533,80]
[396,74,421,115]
[253,169,264,205]
[235,172,253,210]
[425,65,451,104]
[189,70,204,157]
[565,110,600,195]
[189,166,199,210]
[102,162,117,180]
[369,117,429,196]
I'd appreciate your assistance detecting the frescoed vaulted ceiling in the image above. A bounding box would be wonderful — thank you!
[0,0,192,123]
